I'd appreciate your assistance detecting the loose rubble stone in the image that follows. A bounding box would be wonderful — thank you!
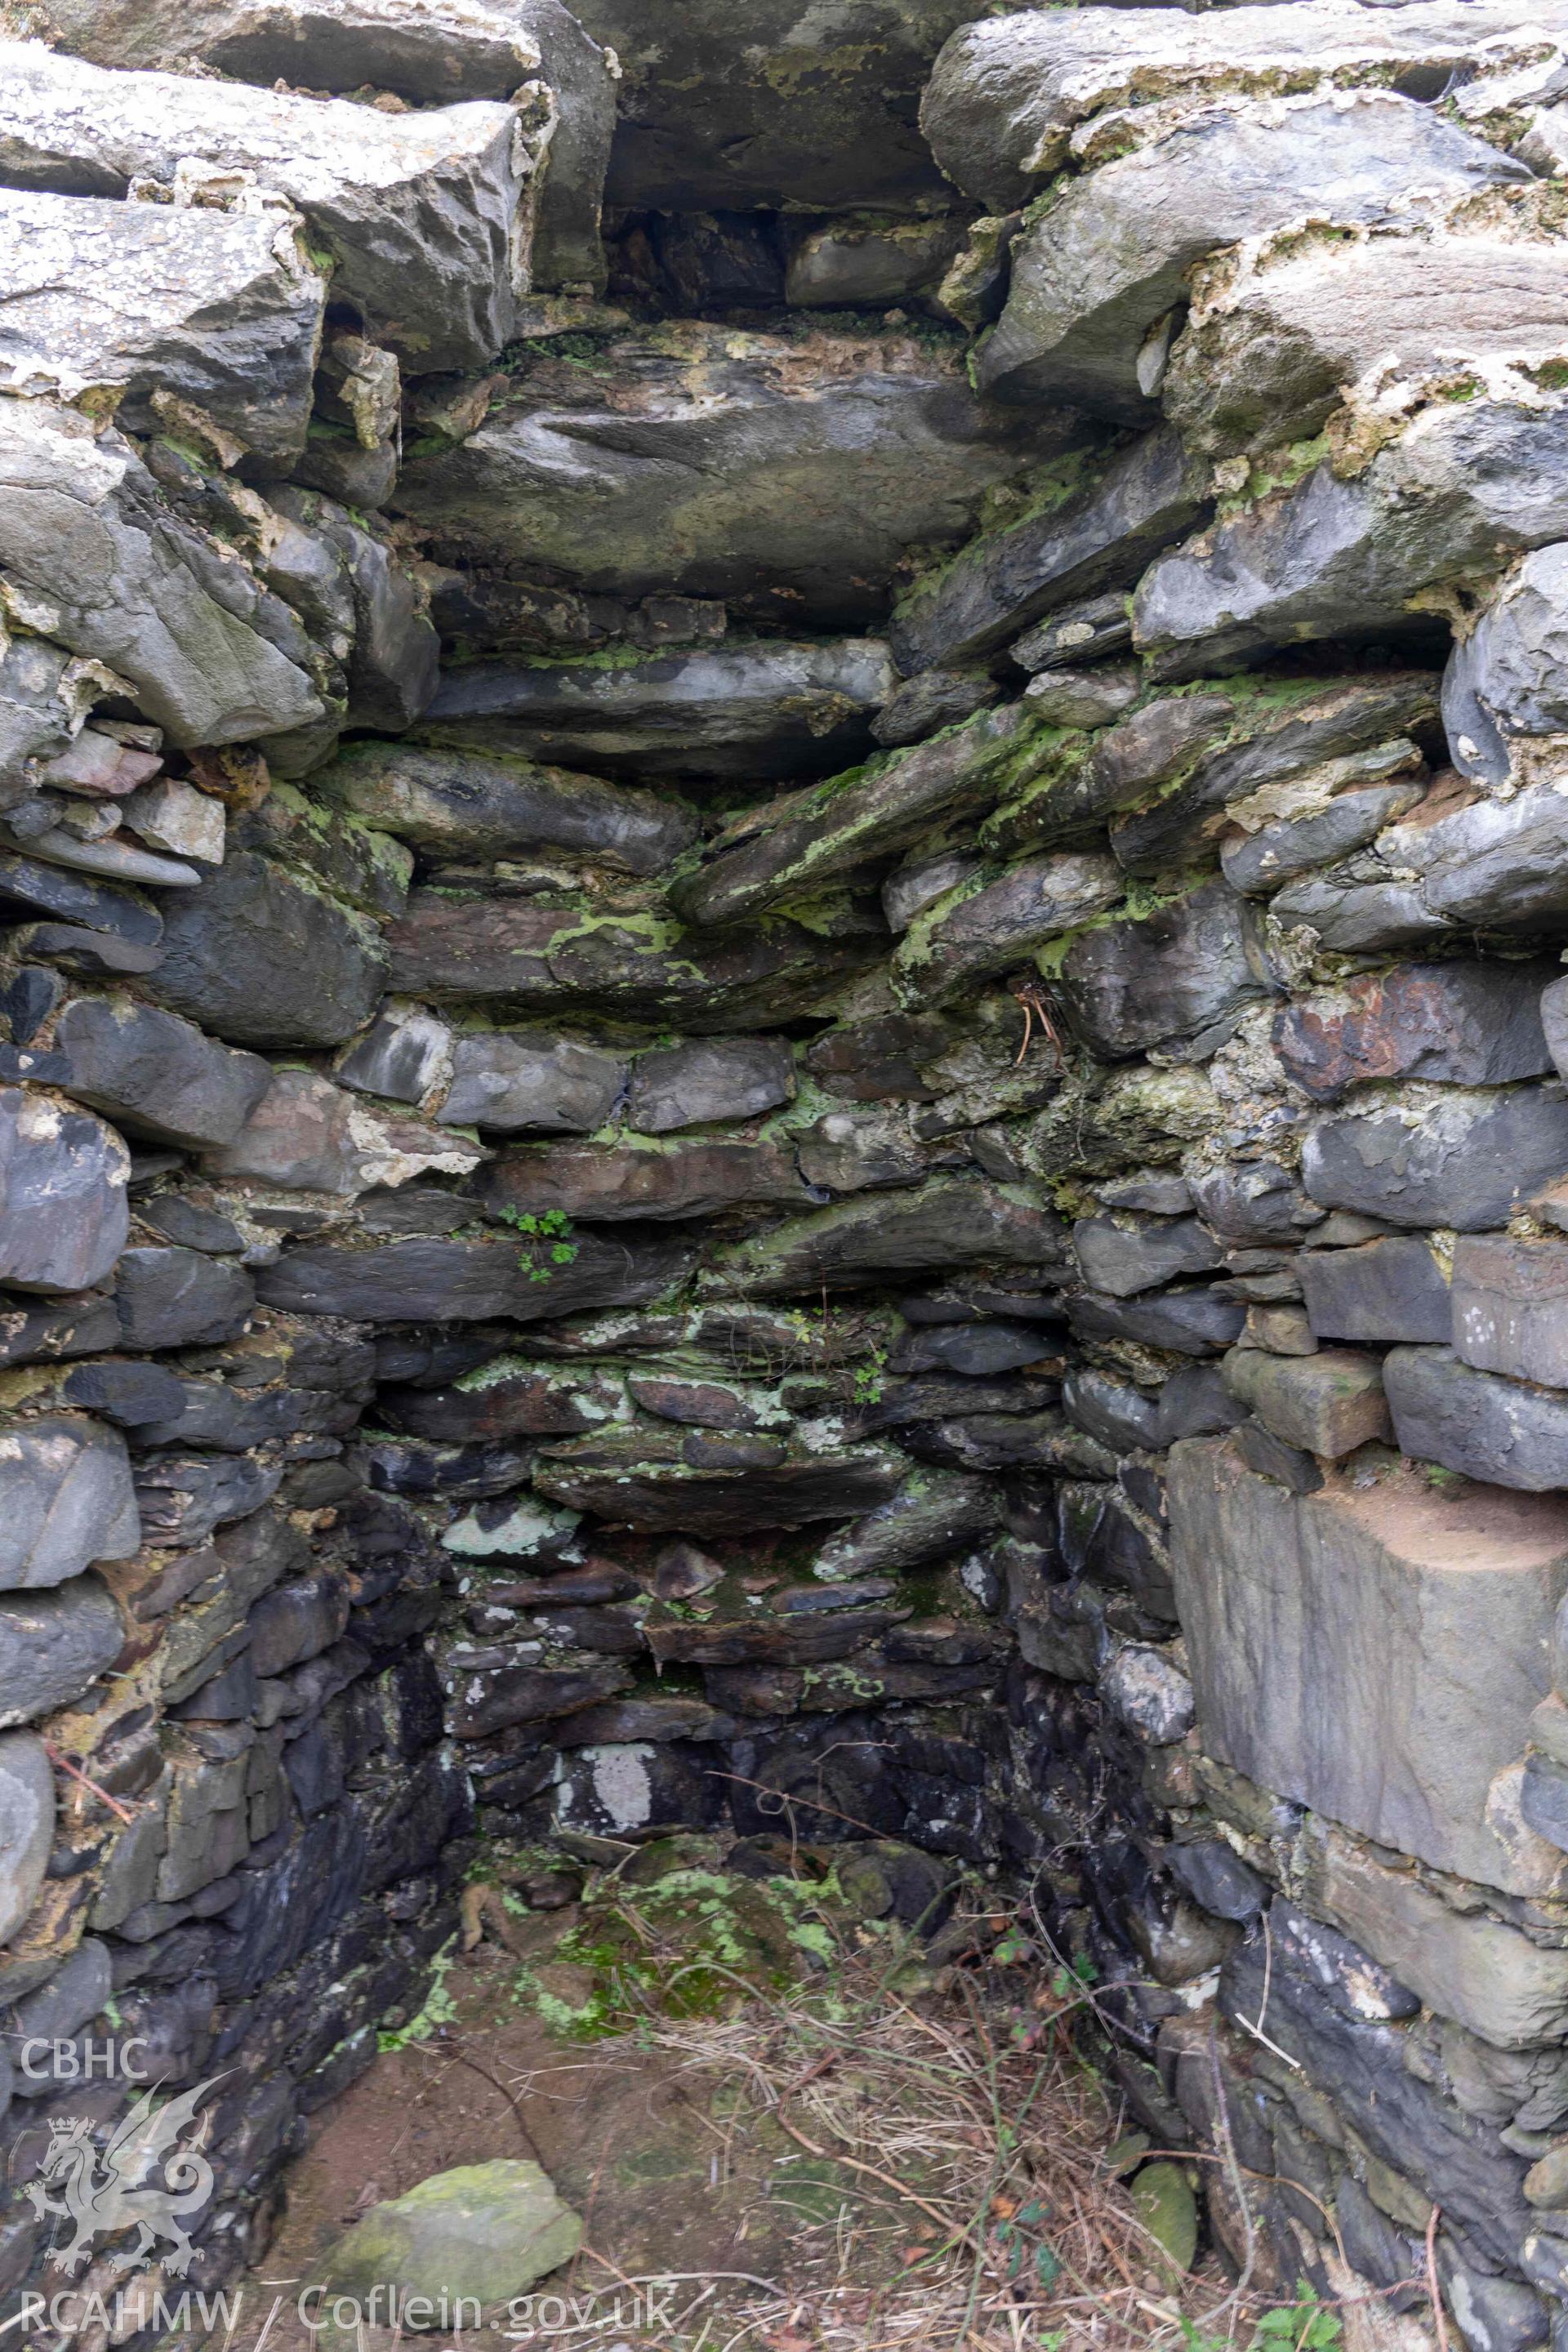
[0,399,322,749]
[439,1031,626,1135]
[421,640,894,782]
[1221,1347,1390,1458]
[0,1573,124,1729]
[150,855,388,1049]
[0,1732,52,1943]
[393,325,1077,626]
[1276,963,1555,1104]
[0,1088,128,1294]
[327,2159,580,2310]
[1170,1435,1568,1891]
[1134,396,1568,670]
[976,95,1517,418]
[0,1416,140,1590]
[54,997,270,1150]
[114,1248,255,1351]
[1385,1347,1568,1494]
[1303,1086,1568,1232]
[1298,1236,1453,1346]
[889,429,1207,673]
[0,188,325,465]
[315,741,694,874]
[0,42,543,372]
[1057,880,1270,1061]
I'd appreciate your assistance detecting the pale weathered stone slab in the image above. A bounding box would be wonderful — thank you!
[1168,1433,1568,1893]
[0,40,541,371]
[0,187,324,462]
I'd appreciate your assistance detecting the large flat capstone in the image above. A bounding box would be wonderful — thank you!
[1169,1435,1568,1894]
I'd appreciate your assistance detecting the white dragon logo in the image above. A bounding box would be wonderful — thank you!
[22,2079,220,2278]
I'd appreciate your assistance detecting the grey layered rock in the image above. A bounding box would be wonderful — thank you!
[1168,228,1568,465]
[672,702,1069,931]
[315,740,693,875]
[568,0,974,212]
[1220,781,1427,897]
[1169,1433,1568,1893]
[1386,1347,1568,1494]
[1102,1645,1193,1746]
[810,1468,1001,1582]
[1453,1237,1568,1390]
[393,325,1078,627]
[976,95,1518,419]
[257,1228,692,1322]
[439,1031,626,1135]
[0,187,325,465]
[386,894,872,1030]
[45,0,618,293]
[1056,880,1271,1061]
[0,1088,128,1294]
[207,1069,481,1192]
[1275,963,1556,1104]
[1068,1285,1245,1357]
[0,1417,139,1590]
[0,1733,52,1943]
[1185,1159,1317,1245]
[1134,396,1568,671]
[0,1573,123,1729]
[1301,1817,1568,2056]
[1106,677,1438,880]
[626,1040,793,1134]
[149,854,388,1049]
[786,219,966,311]
[1444,544,1568,787]
[889,428,1207,674]
[0,399,322,749]
[872,670,1003,751]
[1298,1236,1453,1346]
[114,1248,255,1350]
[920,0,1549,212]
[0,42,542,372]
[1221,1346,1390,1458]
[891,849,1124,1007]
[702,1180,1066,1297]
[421,641,894,782]
[54,998,271,1149]
[1072,1215,1223,1300]
[1303,1086,1568,1232]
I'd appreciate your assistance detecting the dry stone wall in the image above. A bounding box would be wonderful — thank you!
[7,0,1568,2340]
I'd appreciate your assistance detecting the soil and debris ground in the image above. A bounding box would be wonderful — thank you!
[235,1839,1433,2352]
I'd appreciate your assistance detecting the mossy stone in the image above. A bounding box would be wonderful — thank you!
[327,2159,581,2315]
[1131,2159,1198,2274]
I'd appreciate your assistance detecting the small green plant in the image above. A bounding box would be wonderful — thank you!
[496,1203,579,1284]
[851,1340,889,1405]
[1251,2289,1343,2351]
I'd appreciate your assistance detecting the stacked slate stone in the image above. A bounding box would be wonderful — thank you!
[11,0,1568,2337]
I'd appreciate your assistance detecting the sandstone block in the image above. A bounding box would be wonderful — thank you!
[1303,1086,1568,1232]
[1169,1432,1568,1892]
[1220,1346,1390,1458]
[0,1416,140,1591]
[1385,1346,1568,1493]
[1454,1237,1568,1390]
[1299,1236,1453,1346]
